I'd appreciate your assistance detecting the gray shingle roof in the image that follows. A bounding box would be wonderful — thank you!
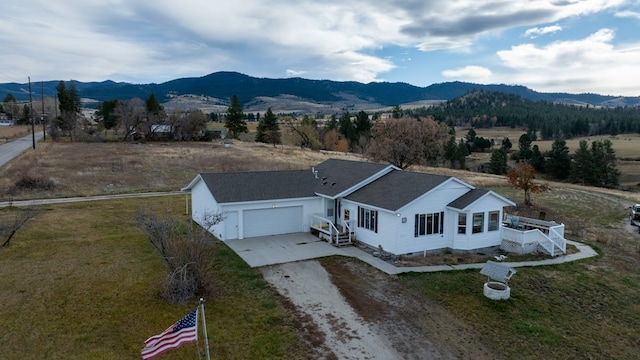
[447,189,489,210]
[313,159,391,197]
[199,170,318,203]
[345,170,452,211]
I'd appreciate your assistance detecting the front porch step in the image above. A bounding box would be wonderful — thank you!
[332,233,353,247]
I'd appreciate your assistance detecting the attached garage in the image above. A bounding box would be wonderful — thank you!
[242,206,303,238]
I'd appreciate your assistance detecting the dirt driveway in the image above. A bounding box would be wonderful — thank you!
[262,259,494,359]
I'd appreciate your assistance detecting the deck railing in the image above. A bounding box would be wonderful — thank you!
[310,213,346,245]
[502,214,566,256]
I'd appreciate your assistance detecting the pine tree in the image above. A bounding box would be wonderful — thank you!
[255,108,280,146]
[488,149,507,175]
[225,95,247,139]
[569,140,595,185]
[546,139,571,180]
[591,139,620,186]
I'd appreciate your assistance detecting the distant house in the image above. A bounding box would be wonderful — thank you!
[149,124,174,140]
[0,113,14,126]
[182,159,526,256]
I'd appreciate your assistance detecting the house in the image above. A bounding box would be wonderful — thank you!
[181,158,518,256]
[0,113,14,126]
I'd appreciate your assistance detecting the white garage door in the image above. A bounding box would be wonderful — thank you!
[243,206,303,238]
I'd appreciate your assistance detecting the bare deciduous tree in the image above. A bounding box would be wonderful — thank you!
[1,208,39,247]
[367,117,449,169]
[134,207,224,304]
[115,98,146,142]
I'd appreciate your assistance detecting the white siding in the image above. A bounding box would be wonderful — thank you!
[190,178,224,237]
[393,182,471,254]
[451,194,508,250]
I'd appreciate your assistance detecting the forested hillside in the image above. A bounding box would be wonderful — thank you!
[408,90,640,138]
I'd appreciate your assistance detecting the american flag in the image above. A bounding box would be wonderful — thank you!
[141,309,198,360]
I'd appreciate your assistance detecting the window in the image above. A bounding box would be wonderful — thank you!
[414,212,444,237]
[358,207,377,232]
[488,211,499,231]
[472,212,484,234]
[458,213,467,234]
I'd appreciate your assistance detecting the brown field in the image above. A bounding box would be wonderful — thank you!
[2,135,639,201]
[0,125,33,140]
[0,140,361,200]
[461,127,640,189]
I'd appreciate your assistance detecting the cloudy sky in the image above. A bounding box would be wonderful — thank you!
[1,1,639,96]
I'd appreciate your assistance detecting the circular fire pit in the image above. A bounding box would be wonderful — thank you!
[484,281,511,300]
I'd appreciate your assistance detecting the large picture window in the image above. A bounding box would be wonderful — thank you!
[414,212,444,237]
[458,213,467,234]
[488,211,500,231]
[358,206,378,233]
[472,212,484,234]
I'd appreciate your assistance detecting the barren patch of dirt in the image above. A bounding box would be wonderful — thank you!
[263,259,496,360]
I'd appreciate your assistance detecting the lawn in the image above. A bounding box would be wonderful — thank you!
[0,197,309,359]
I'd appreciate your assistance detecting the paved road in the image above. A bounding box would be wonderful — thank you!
[0,131,44,168]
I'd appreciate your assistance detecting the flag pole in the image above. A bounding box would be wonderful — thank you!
[199,298,211,360]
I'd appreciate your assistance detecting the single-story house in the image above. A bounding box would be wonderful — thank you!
[181,158,517,256]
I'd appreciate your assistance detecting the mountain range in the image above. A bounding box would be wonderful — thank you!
[2,71,639,114]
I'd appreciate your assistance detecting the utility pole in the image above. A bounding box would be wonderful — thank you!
[28,76,35,149]
[41,80,46,141]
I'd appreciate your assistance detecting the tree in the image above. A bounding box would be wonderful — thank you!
[20,104,31,124]
[591,139,620,187]
[517,133,533,162]
[546,138,571,179]
[530,145,545,172]
[367,117,449,169]
[507,162,548,205]
[488,149,508,175]
[338,111,356,147]
[135,207,223,304]
[255,108,280,147]
[284,116,321,149]
[324,114,338,132]
[114,98,146,141]
[2,93,20,120]
[501,137,512,152]
[353,110,372,153]
[55,80,81,140]
[569,140,595,185]
[1,208,39,247]
[171,110,208,141]
[95,100,119,130]
[145,93,163,114]
[391,105,403,119]
[225,95,248,139]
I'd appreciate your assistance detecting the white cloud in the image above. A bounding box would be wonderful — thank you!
[495,29,640,95]
[442,66,493,80]
[614,10,640,19]
[286,70,307,77]
[524,25,563,39]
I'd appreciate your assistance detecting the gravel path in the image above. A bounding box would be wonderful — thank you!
[262,261,401,359]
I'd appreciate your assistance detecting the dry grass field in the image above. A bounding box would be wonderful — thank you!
[0,125,33,140]
[465,127,640,189]
[0,140,360,200]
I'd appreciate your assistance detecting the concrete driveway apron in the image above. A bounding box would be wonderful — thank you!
[224,232,347,267]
